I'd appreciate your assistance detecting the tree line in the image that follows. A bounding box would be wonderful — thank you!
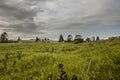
[0,32,100,43]
[58,34,100,43]
[0,32,119,43]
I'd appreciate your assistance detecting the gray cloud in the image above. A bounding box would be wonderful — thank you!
[0,0,35,20]
[33,0,120,30]
[0,0,45,38]
[0,0,120,39]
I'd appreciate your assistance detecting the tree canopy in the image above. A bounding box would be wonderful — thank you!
[0,32,9,43]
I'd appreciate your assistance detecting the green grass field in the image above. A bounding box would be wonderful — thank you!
[0,39,120,80]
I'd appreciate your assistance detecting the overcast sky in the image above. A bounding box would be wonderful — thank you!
[0,0,120,40]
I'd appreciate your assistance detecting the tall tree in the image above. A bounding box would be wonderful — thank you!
[59,34,64,42]
[17,36,21,42]
[67,34,73,42]
[35,37,39,42]
[96,36,100,41]
[0,32,9,43]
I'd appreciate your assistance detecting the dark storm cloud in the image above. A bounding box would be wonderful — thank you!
[0,0,120,39]
[0,0,45,36]
[0,0,37,20]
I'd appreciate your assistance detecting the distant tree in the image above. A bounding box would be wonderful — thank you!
[0,32,9,43]
[67,34,73,42]
[45,37,47,41]
[35,37,39,42]
[42,39,44,42]
[96,36,100,41]
[17,37,21,42]
[74,35,83,43]
[108,36,119,40]
[92,36,95,41]
[44,37,50,42]
[86,37,91,42]
[74,35,81,40]
[47,38,49,41]
[47,38,50,42]
[59,34,64,42]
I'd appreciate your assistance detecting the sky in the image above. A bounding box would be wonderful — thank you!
[0,0,120,40]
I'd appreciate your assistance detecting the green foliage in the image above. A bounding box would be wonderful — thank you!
[0,39,120,80]
[0,32,9,43]
[59,34,64,42]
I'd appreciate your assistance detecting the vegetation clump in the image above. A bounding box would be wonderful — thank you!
[57,64,68,80]
[0,38,119,79]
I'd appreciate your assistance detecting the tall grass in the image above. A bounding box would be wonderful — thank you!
[0,39,120,80]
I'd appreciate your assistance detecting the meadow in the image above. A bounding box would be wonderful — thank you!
[0,39,120,80]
